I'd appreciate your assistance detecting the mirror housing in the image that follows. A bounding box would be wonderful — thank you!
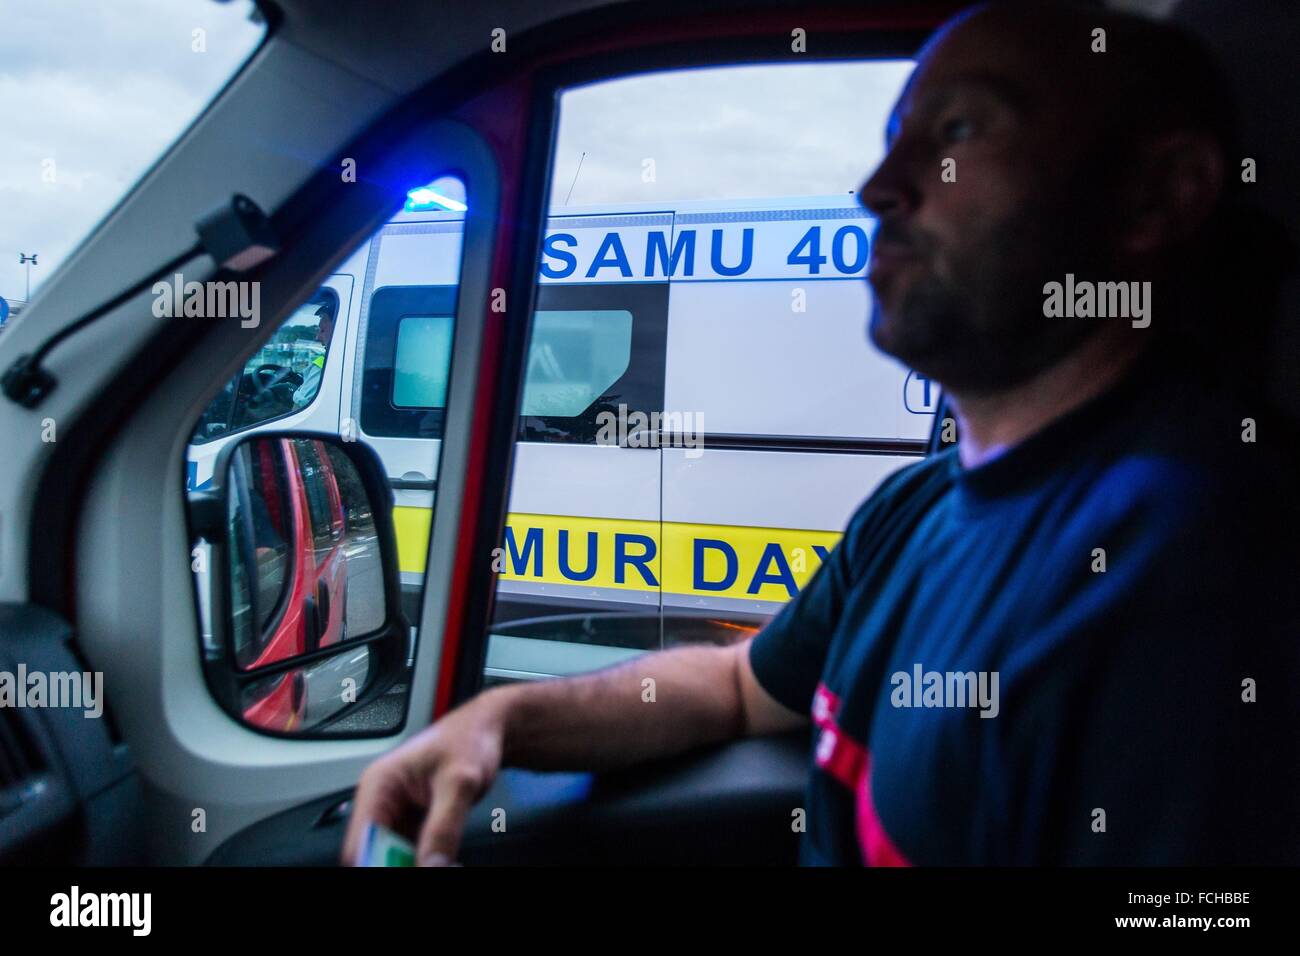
[188,431,411,737]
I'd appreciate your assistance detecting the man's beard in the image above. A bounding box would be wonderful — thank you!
[869,203,1110,396]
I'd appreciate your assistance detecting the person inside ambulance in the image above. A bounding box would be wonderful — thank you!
[345,1,1300,866]
[292,303,336,408]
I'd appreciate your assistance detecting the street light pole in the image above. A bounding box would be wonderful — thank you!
[18,253,38,303]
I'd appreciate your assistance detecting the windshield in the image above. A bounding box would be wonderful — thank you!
[0,0,266,320]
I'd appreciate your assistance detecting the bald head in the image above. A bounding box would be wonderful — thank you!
[861,1,1233,394]
[909,3,1233,149]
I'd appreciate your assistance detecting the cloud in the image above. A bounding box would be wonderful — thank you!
[550,61,913,208]
[0,0,263,305]
[0,10,911,310]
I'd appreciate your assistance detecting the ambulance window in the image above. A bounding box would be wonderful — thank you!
[517,282,668,445]
[190,289,340,444]
[520,309,633,417]
[393,316,454,408]
[359,285,458,440]
[364,282,665,443]
[387,307,639,418]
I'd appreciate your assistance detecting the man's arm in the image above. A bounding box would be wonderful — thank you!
[291,363,321,407]
[341,637,804,866]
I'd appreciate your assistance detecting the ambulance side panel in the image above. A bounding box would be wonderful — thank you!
[659,207,931,620]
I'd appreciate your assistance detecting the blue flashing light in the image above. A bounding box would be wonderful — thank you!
[404,186,468,213]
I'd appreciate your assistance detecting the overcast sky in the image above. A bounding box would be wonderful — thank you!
[0,2,912,307]
[0,0,262,305]
[552,61,912,208]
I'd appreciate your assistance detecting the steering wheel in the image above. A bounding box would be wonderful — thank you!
[249,364,296,398]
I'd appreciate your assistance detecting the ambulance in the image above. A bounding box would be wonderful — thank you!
[187,191,937,680]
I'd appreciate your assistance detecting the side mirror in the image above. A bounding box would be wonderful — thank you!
[188,432,410,737]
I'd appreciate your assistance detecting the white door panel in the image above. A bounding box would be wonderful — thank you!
[508,442,660,521]
[663,268,932,442]
[362,435,442,484]
[662,447,917,531]
[371,228,464,287]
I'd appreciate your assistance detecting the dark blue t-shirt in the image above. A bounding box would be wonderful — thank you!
[750,348,1300,865]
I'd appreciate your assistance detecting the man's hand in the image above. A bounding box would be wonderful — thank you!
[342,690,507,867]
[340,639,803,866]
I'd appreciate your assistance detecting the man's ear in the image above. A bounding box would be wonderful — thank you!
[1119,130,1225,258]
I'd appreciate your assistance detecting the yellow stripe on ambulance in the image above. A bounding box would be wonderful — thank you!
[393,506,841,603]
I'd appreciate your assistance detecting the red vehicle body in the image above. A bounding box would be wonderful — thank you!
[241,439,349,731]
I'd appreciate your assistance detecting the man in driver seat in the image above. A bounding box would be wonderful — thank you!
[345,1,1300,866]
[292,303,336,408]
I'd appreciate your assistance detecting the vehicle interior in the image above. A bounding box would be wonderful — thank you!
[0,0,1296,866]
